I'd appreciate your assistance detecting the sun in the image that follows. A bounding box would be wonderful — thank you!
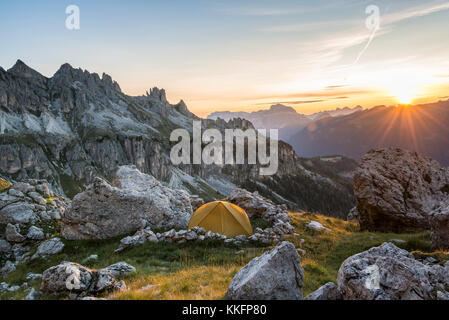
[390,83,419,105]
[396,91,415,104]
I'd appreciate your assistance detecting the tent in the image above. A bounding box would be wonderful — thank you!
[188,201,253,238]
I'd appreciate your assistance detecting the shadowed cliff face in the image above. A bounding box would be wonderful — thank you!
[0,60,354,217]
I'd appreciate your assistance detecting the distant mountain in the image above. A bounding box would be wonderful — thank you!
[0,60,355,217]
[208,104,362,141]
[288,101,449,166]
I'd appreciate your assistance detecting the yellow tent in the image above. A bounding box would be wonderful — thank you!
[188,201,253,238]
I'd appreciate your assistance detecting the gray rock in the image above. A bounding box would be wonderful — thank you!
[41,262,122,297]
[82,254,99,264]
[41,262,94,293]
[28,192,46,205]
[103,262,136,277]
[305,282,343,300]
[8,188,24,198]
[33,238,64,258]
[95,269,116,292]
[226,241,304,300]
[337,242,449,300]
[26,226,45,240]
[5,223,25,243]
[0,202,37,225]
[228,188,291,223]
[62,166,193,240]
[1,260,16,276]
[24,288,41,300]
[26,273,43,281]
[306,221,328,232]
[0,239,12,253]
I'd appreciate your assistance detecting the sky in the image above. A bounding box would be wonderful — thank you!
[0,0,449,117]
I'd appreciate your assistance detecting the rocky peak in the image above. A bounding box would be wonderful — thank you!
[7,60,47,83]
[269,104,296,113]
[147,87,167,103]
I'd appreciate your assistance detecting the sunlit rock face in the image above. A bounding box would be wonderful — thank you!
[354,148,449,233]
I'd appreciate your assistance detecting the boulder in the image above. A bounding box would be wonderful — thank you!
[41,262,94,293]
[337,242,449,300]
[40,262,123,297]
[102,262,136,277]
[305,282,342,300]
[354,148,449,233]
[33,238,64,258]
[5,223,24,243]
[62,166,193,240]
[228,189,291,223]
[26,226,45,240]
[226,241,303,300]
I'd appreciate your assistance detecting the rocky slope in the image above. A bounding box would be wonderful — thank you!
[0,60,354,217]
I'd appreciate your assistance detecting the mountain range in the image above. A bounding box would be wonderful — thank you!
[289,101,449,166]
[0,60,356,218]
[208,104,363,141]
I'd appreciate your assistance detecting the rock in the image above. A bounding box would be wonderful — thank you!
[1,260,16,276]
[354,148,449,233]
[115,227,158,252]
[305,282,343,300]
[103,262,136,277]
[28,192,46,205]
[306,221,328,232]
[5,223,24,243]
[26,273,43,281]
[82,254,98,264]
[337,242,449,300]
[430,205,449,250]
[0,202,38,225]
[190,195,205,211]
[33,238,64,258]
[0,239,12,253]
[41,262,94,294]
[226,241,304,300]
[26,226,45,240]
[347,207,359,222]
[95,269,116,292]
[40,261,122,297]
[62,166,193,240]
[24,288,41,300]
[228,188,291,223]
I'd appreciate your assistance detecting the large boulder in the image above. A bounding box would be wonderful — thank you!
[354,148,449,233]
[337,242,449,300]
[62,165,193,240]
[228,188,291,223]
[40,262,129,298]
[226,241,303,300]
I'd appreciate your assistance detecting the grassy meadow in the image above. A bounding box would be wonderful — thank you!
[1,211,446,300]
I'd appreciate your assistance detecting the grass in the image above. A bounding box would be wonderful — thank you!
[1,211,447,300]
